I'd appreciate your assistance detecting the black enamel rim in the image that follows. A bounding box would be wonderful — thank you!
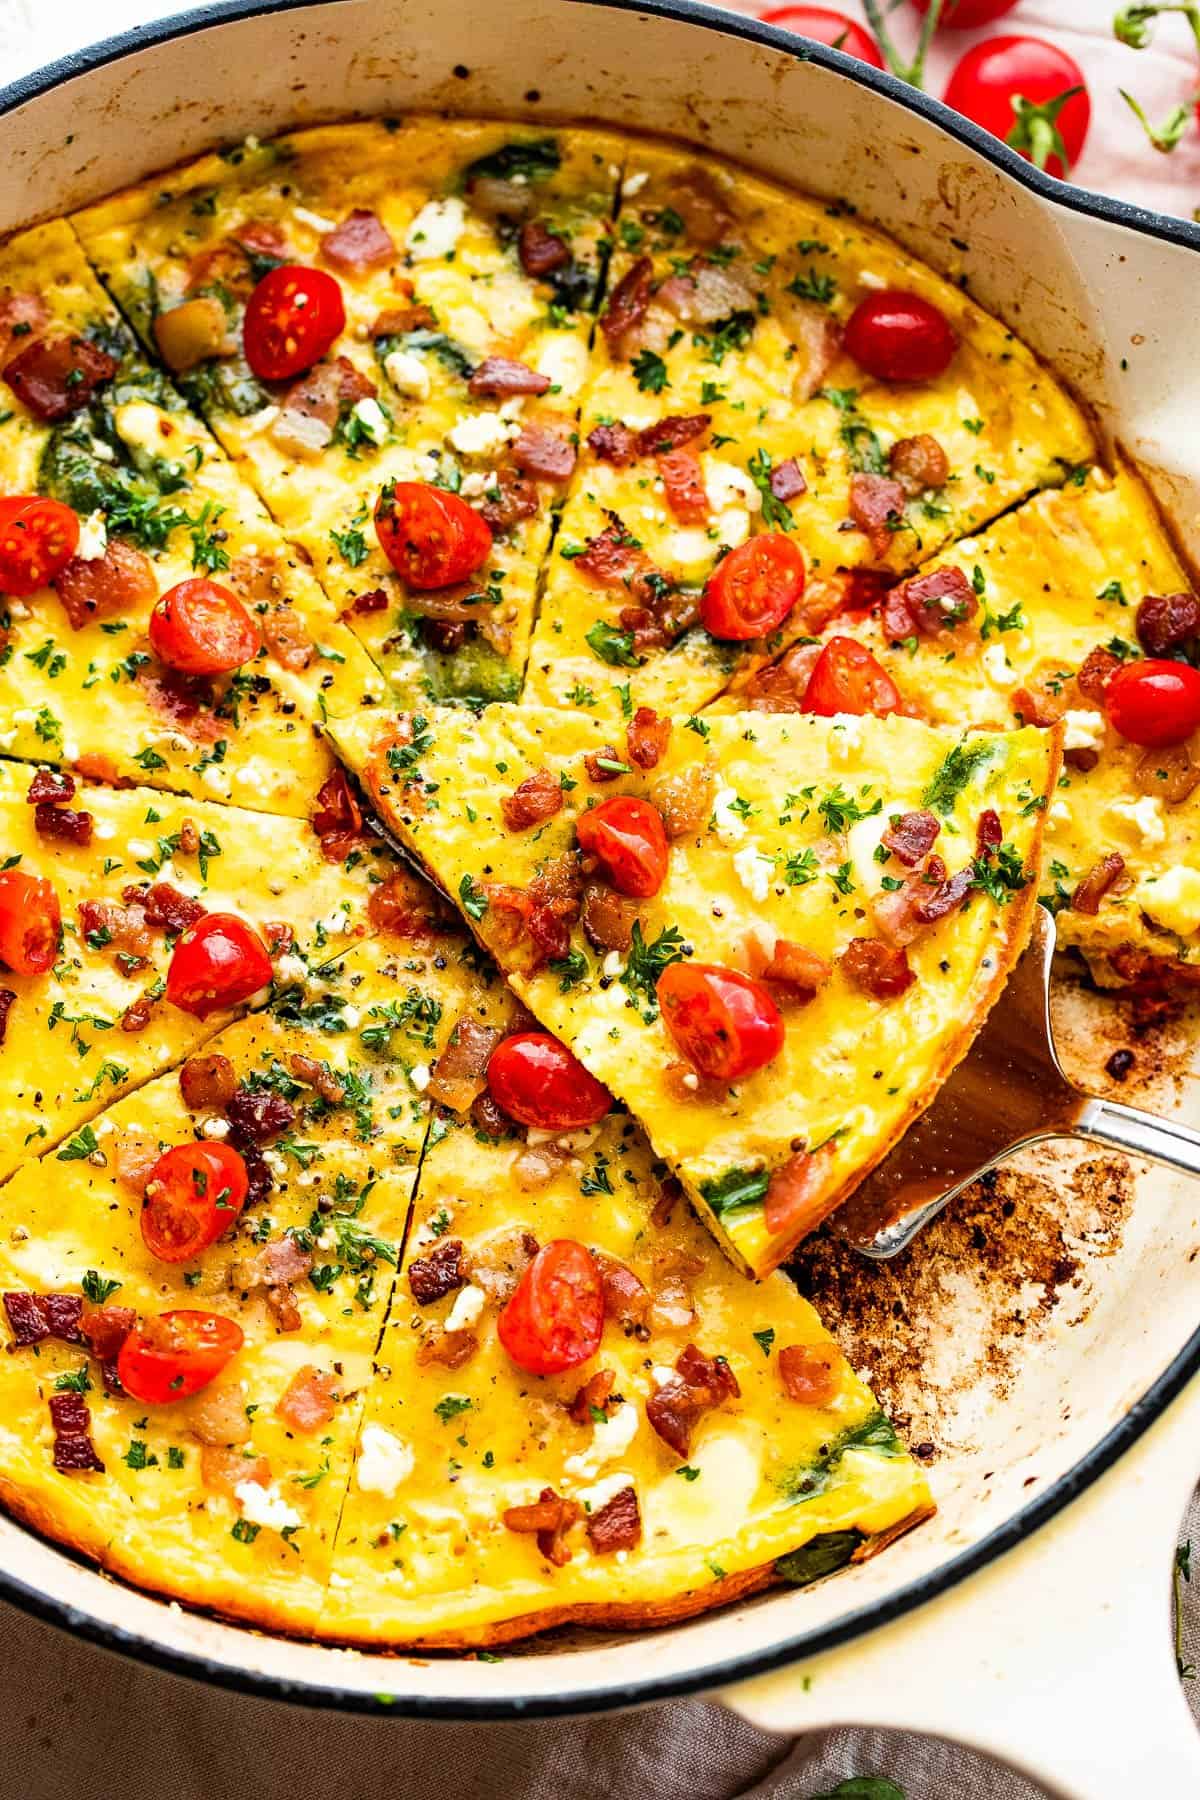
[0,0,1198,1720]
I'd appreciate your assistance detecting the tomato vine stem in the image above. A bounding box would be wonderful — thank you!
[861,0,945,88]
[1114,2,1200,151]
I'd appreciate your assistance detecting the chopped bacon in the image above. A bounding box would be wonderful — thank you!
[178,819,200,857]
[136,882,206,933]
[651,761,716,840]
[1135,744,1200,805]
[186,221,286,294]
[584,744,623,784]
[417,1326,479,1369]
[778,1342,844,1406]
[4,333,117,421]
[600,256,654,353]
[519,219,571,276]
[1072,852,1126,916]
[471,1091,511,1137]
[468,356,551,398]
[343,586,388,618]
[137,668,223,742]
[48,1391,104,1474]
[646,1344,739,1457]
[120,991,158,1034]
[501,767,564,832]
[841,936,916,998]
[776,294,842,402]
[587,1484,642,1554]
[763,1140,836,1238]
[657,443,709,524]
[912,865,975,924]
[504,1486,582,1567]
[1010,667,1070,728]
[80,1305,135,1362]
[73,753,133,788]
[367,868,454,941]
[882,809,941,867]
[179,1052,238,1112]
[26,768,75,805]
[649,1249,703,1333]
[664,169,736,246]
[480,467,539,532]
[370,298,437,336]
[588,422,639,465]
[739,641,824,714]
[35,802,92,847]
[78,891,154,970]
[283,1053,342,1105]
[271,357,372,457]
[263,922,294,958]
[55,539,157,630]
[594,1251,651,1334]
[261,602,312,671]
[311,767,363,862]
[576,516,652,588]
[0,990,14,1047]
[200,1446,271,1497]
[229,1236,312,1329]
[626,706,671,770]
[0,292,50,365]
[464,1229,538,1306]
[747,936,832,1003]
[883,566,977,642]
[277,1364,338,1432]
[408,1238,466,1305]
[511,424,576,482]
[658,257,755,326]
[184,1379,252,1447]
[1075,645,1122,704]
[227,1087,295,1145]
[427,1018,502,1113]
[526,853,583,963]
[237,220,289,260]
[1137,592,1200,656]
[112,1130,160,1194]
[849,473,907,559]
[3,1291,84,1347]
[636,414,711,457]
[976,809,1003,858]
[322,209,395,272]
[581,883,639,954]
[888,433,949,496]
[770,457,807,502]
[569,1367,617,1425]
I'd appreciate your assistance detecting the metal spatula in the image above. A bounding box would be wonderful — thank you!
[835,908,1200,1260]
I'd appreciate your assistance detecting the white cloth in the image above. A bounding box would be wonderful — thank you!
[0,1,1197,1794]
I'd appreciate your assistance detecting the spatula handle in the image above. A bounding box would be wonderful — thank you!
[1076,1096,1200,1178]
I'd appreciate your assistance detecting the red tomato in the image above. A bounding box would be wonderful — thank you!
[700,533,806,641]
[0,496,79,596]
[487,1032,612,1129]
[116,1309,245,1404]
[912,0,1019,26]
[576,796,669,898]
[0,867,61,975]
[843,290,957,382]
[242,264,346,380]
[802,634,902,716]
[149,578,262,676]
[1105,659,1200,749]
[165,913,274,1018]
[943,37,1090,180]
[498,1239,604,1376]
[758,6,883,66]
[141,1142,249,1263]
[657,962,785,1082]
[375,481,493,591]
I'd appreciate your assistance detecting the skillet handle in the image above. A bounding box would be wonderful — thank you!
[720,1370,1200,1796]
[1076,1095,1200,1181]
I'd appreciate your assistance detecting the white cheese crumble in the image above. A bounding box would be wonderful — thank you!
[235,1480,303,1533]
[75,510,108,562]
[732,844,774,904]
[409,1061,431,1093]
[341,1004,361,1027]
[573,1471,634,1515]
[536,335,589,394]
[275,953,309,984]
[200,764,228,793]
[712,786,747,845]
[444,1283,486,1334]
[1135,865,1200,938]
[830,716,865,759]
[1110,794,1166,848]
[293,204,337,233]
[406,196,467,261]
[458,470,493,499]
[980,642,1014,689]
[200,1116,231,1140]
[446,411,516,460]
[350,397,388,445]
[705,457,762,550]
[355,1424,415,1496]
[564,1402,640,1479]
[384,347,431,399]
[92,819,116,842]
[601,948,624,978]
[621,170,650,197]
[1062,709,1107,754]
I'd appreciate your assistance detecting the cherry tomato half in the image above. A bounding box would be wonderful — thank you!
[944,37,1090,180]
[141,1142,249,1264]
[116,1309,245,1404]
[843,290,957,383]
[657,961,785,1082]
[1105,659,1200,749]
[758,6,884,66]
[0,867,61,975]
[498,1239,605,1376]
[165,912,274,1018]
[242,264,346,381]
[375,481,493,591]
[487,1032,612,1130]
[700,533,806,641]
[912,0,1020,27]
[802,634,901,716]
[149,578,262,676]
[0,496,79,596]
[576,795,669,898]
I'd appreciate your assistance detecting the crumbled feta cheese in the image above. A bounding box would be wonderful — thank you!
[409,1062,431,1093]
[275,953,309,984]
[665,527,716,565]
[356,1424,415,1495]
[75,510,108,562]
[535,335,589,395]
[858,269,888,289]
[564,1402,640,1479]
[458,470,493,499]
[88,436,115,462]
[200,1116,230,1140]
[621,170,650,197]
[732,844,774,904]
[384,348,431,400]
[1135,865,1200,938]
[1110,794,1166,848]
[322,909,351,935]
[650,1365,677,1388]
[831,716,865,758]
[125,839,153,859]
[444,1283,486,1334]
[235,1480,303,1533]
[350,397,388,445]
[446,411,516,460]
[1049,799,1071,825]
[981,642,1014,689]
[706,458,762,517]
[574,1471,634,1514]
[712,786,747,845]
[262,1149,288,1177]
[1062,709,1106,754]
[406,196,467,261]
[341,1004,361,1028]
[601,949,624,978]
[92,819,116,841]
[293,204,338,233]
[200,764,228,793]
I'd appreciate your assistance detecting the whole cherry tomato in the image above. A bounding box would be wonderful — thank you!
[576,795,669,898]
[0,867,61,975]
[375,481,493,590]
[487,1031,612,1129]
[944,36,1090,179]
[912,0,1020,26]
[0,496,79,596]
[657,961,785,1082]
[700,533,806,641]
[802,634,901,716]
[165,913,274,1017]
[242,264,346,380]
[1105,659,1200,749]
[140,1142,249,1263]
[116,1309,245,1404]
[149,578,262,676]
[498,1239,605,1376]
[758,6,884,66]
[843,290,957,382]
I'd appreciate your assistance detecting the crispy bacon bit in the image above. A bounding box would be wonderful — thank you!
[55,539,158,630]
[177,819,200,858]
[4,333,117,420]
[651,761,716,839]
[322,208,395,271]
[272,356,373,457]
[26,768,75,805]
[569,1367,617,1425]
[764,1141,836,1239]
[581,883,639,954]
[635,413,711,457]
[34,802,92,846]
[468,356,551,398]
[593,1251,651,1334]
[666,169,736,245]
[527,853,583,961]
[80,1305,135,1363]
[343,586,388,618]
[1072,852,1126,916]
[504,1486,582,1567]
[120,991,158,1034]
[427,1018,502,1113]
[770,457,807,502]
[227,1087,295,1146]
[646,1344,739,1457]
[201,1446,271,1495]
[501,767,564,833]
[658,257,755,327]
[138,668,222,743]
[277,1364,338,1432]
[588,422,639,465]
[1136,592,1200,656]
[286,1053,343,1105]
[311,768,363,862]
[911,865,975,923]
[261,602,312,671]
[601,256,654,353]
[370,297,437,335]
[0,292,50,364]
[841,936,916,998]
[749,937,832,1003]
[464,1229,539,1306]
[230,1237,312,1330]
[112,1131,160,1195]
[480,467,539,532]
[179,1052,238,1112]
[519,219,571,276]
[976,809,1003,857]
[882,809,941,868]
[1010,667,1070,728]
[49,1391,104,1473]
[136,882,206,933]
[511,423,576,482]
[417,1326,479,1369]
[888,433,949,496]
[73,753,132,787]
[649,1250,703,1333]
[849,472,908,558]
[3,1291,85,1347]
[626,706,671,770]
[1074,645,1121,705]
[469,1092,508,1140]
[0,989,13,1046]
[576,516,650,587]
[1136,744,1200,805]
[657,443,709,524]
[587,1484,642,1554]
[739,641,823,713]
[584,744,623,784]
[779,1342,844,1406]
[409,1238,466,1305]
[367,868,452,941]
[883,566,976,642]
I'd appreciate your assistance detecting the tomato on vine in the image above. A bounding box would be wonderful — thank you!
[943,37,1090,178]
[758,6,884,66]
